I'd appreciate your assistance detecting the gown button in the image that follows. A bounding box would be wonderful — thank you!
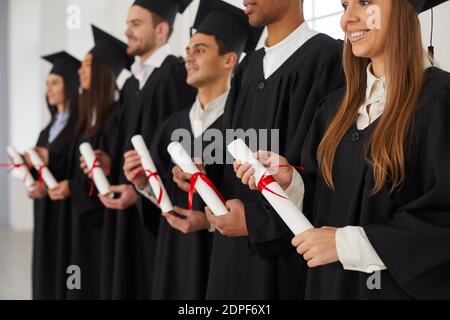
[258,82,265,90]
[351,132,360,142]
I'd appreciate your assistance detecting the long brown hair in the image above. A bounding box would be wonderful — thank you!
[317,0,425,194]
[77,54,116,138]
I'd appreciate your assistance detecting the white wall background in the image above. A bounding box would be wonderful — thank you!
[5,0,450,230]
[0,0,9,227]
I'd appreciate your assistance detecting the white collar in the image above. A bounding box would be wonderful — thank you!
[365,63,386,101]
[262,22,318,79]
[189,91,229,138]
[131,44,172,89]
[264,22,315,53]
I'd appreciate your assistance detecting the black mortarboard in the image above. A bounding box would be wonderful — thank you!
[90,25,133,76]
[409,0,448,13]
[192,0,264,56]
[42,51,81,88]
[409,0,448,59]
[133,0,193,28]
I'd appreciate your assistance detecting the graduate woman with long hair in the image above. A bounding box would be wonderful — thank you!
[234,0,450,299]
[48,25,131,299]
[24,52,80,300]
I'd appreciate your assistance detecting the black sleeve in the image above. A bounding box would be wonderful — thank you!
[244,48,345,258]
[364,87,450,299]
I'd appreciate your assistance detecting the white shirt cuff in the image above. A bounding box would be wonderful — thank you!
[336,226,387,273]
[284,169,305,211]
[135,184,160,208]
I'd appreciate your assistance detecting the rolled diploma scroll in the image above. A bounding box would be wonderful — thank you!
[167,142,228,216]
[131,135,174,212]
[227,139,313,235]
[79,142,113,198]
[6,146,35,189]
[27,148,58,189]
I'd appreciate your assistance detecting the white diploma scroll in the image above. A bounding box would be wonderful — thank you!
[131,135,174,212]
[79,142,113,197]
[167,142,228,216]
[27,148,58,189]
[227,139,313,235]
[6,146,35,190]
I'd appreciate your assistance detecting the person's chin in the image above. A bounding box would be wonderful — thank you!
[248,15,265,28]
[351,46,371,59]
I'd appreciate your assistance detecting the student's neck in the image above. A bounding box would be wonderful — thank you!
[56,103,66,114]
[371,57,386,78]
[197,80,229,109]
[266,12,304,47]
[139,43,164,64]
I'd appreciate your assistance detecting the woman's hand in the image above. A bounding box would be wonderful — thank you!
[27,184,48,199]
[80,150,111,177]
[48,180,70,201]
[123,150,147,189]
[292,227,339,268]
[233,151,294,190]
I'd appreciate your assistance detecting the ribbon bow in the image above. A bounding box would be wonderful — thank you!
[188,172,225,211]
[257,164,305,200]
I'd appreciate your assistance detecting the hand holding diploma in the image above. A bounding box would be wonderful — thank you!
[227,139,313,235]
[131,135,173,213]
[80,149,111,178]
[26,147,58,189]
[167,142,228,216]
[5,146,35,190]
[79,143,113,198]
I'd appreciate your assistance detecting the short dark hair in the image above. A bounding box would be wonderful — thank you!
[151,12,173,41]
[213,36,234,56]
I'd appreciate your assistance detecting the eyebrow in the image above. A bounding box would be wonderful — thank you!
[186,43,209,51]
[127,19,142,24]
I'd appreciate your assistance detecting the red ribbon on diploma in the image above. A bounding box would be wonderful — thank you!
[134,169,163,205]
[188,172,226,211]
[87,156,101,197]
[257,164,305,200]
[36,165,45,187]
[0,162,31,183]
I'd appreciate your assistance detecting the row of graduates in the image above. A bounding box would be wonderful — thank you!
[24,0,450,300]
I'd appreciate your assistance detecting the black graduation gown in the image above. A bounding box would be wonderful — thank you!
[301,67,450,300]
[99,56,196,299]
[207,33,345,299]
[149,108,222,299]
[65,108,117,300]
[32,112,77,300]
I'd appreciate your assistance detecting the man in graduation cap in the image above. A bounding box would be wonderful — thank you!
[179,0,344,299]
[123,0,263,300]
[87,0,196,299]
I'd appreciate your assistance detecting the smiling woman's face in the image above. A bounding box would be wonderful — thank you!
[340,0,392,61]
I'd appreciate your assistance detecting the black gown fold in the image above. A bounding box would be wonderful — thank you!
[99,55,196,299]
[149,108,222,299]
[65,106,117,300]
[32,112,78,300]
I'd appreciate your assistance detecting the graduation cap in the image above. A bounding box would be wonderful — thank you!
[90,25,133,76]
[42,51,81,88]
[409,0,448,13]
[409,0,448,59]
[192,0,264,56]
[133,0,193,28]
